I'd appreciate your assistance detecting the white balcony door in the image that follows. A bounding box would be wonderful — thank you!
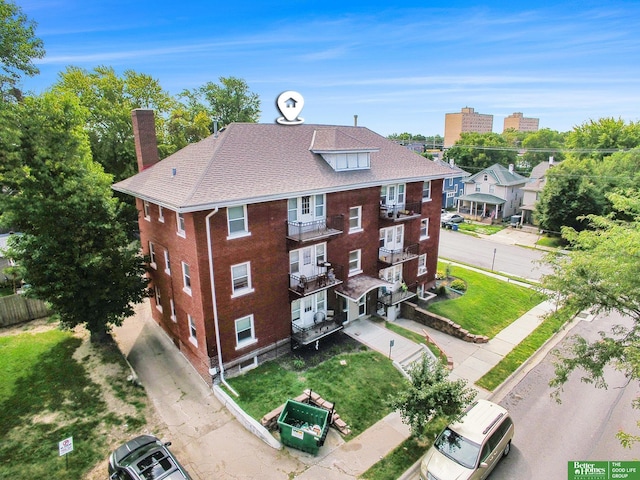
[289,194,325,224]
[380,225,404,251]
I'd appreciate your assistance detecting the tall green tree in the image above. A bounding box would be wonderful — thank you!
[0,0,45,100]
[388,357,477,438]
[566,118,640,161]
[0,93,148,341]
[535,159,606,233]
[51,66,176,181]
[181,76,260,129]
[544,190,640,447]
[444,132,518,173]
[521,128,567,169]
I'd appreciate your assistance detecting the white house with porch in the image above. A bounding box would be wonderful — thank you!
[456,163,528,221]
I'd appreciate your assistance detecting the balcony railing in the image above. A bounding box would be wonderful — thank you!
[378,243,419,265]
[291,311,347,347]
[286,215,344,243]
[289,264,344,296]
[378,283,418,306]
[379,201,422,221]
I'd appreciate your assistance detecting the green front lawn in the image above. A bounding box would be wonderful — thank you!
[0,328,151,480]
[428,263,546,338]
[226,348,407,438]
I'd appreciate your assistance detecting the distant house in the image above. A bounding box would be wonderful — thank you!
[457,163,528,221]
[520,158,558,225]
[433,159,469,209]
[0,233,16,283]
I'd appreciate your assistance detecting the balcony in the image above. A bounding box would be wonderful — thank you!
[378,243,419,266]
[379,202,422,222]
[378,283,418,307]
[289,264,344,297]
[286,215,344,243]
[291,311,347,348]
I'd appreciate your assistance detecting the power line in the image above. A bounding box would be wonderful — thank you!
[449,145,634,153]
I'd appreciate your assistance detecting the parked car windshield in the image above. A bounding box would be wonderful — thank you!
[434,427,481,469]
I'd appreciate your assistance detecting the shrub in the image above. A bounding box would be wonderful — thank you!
[450,279,467,292]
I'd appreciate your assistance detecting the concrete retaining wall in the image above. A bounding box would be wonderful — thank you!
[213,385,282,450]
[401,301,489,343]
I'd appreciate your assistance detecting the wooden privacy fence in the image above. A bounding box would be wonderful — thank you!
[0,294,50,327]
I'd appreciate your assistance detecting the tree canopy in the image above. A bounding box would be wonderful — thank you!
[0,93,149,341]
[388,357,476,438]
[0,0,45,100]
[543,190,640,447]
[180,76,261,129]
[444,132,518,173]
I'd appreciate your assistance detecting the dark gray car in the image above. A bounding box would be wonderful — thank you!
[108,435,192,480]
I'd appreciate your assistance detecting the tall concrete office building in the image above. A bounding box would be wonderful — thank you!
[444,107,493,147]
[503,112,539,132]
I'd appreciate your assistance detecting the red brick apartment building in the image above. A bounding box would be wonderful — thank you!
[113,110,457,385]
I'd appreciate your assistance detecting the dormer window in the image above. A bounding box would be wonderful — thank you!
[321,152,371,171]
[309,128,378,172]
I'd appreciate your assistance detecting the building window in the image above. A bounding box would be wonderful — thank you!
[182,262,191,295]
[170,298,177,322]
[235,314,255,348]
[143,201,151,221]
[148,242,156,269]
[177,212,186,237]
[420,219,429,240]
[418,254,427,275]
[348,249,361,276]
[227,205,249,238]
[489,184,495,193]
[158,205,164,222]
[448,178,454,187]
[380,184,405,206]
[164,250,171,275]
[154,286,162,311]
[349,206,362,232]
[301,196,310,215]
[188,315,197,346]
[422,181,431,201]
[231,262,253,297]
[475,184,481,192]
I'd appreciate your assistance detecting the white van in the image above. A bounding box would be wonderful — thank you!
[420,399,514,480]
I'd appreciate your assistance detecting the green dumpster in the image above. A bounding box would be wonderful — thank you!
[277,399,330,455]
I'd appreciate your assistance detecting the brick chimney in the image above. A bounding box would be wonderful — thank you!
[131,109,160,172]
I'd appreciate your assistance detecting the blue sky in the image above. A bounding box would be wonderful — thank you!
[19,0,640,137]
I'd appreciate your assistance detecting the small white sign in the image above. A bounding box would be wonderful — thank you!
[291,428,305,440]
[59,436,73,456]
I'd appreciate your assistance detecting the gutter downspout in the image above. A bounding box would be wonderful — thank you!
[206,208,239,396]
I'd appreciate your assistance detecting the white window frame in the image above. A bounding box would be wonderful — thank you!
[422,181,431,202]
[170,298,177,322]
[188,314,197,346]
[418,254,427,275]
[148,241,157,269]
[420,218,429,240]
[235,314,256,349]
[349,206,362,233]
[348,249,362,276]
[158,205,164,223]
[231,262,254,297]
[380,184,406,207]
[154,286,162,312]
[227,205,250,239]
[143,201,151,221]
[182,261,192,295]
[176,212,186,237]
[164,249,171,275]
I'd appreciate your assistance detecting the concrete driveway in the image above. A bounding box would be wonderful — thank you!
[113,302,305,479]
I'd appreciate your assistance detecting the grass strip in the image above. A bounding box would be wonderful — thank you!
[475,306,575,391]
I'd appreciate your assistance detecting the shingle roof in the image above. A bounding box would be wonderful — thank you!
[113,123,456,212]
[464,163,527,187]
